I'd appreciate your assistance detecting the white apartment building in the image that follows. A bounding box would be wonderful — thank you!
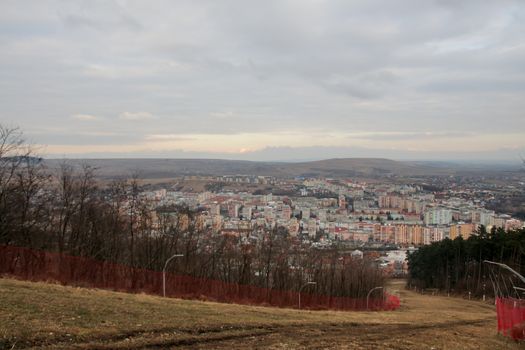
[424,207,453,225]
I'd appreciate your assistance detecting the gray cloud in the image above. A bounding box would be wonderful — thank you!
[0,0,524,160]
[347,131,476,141]
[70,114,101,121]
[119,112,156,121]
[25,132,140,146]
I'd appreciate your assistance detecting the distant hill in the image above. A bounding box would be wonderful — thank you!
[278,158,444,177]
[43,157,469,179]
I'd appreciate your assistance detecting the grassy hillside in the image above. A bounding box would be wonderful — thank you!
[0,278,517,349]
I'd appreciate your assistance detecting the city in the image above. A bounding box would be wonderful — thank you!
[138,174,523,248]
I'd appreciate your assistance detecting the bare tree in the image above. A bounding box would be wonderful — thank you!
[0,125,42,245]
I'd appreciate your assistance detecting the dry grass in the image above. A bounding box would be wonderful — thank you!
[0,278,520,349]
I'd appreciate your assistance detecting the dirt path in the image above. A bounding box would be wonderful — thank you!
[175,281,519,350]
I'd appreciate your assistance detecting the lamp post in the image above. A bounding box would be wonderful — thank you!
[366,286,384,310]
[163,253,183,297]
[484,260,525,284]
[298,281,316,309]
[483,260,525,305]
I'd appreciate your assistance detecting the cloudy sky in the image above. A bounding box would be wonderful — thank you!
[1,0,524,162]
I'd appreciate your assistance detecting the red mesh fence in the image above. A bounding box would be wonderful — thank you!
[0,245,400,311]
[496,297,525,340]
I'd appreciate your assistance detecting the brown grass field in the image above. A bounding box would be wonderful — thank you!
[0,278,521,349]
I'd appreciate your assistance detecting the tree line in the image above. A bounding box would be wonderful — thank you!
[408,225,525,297]
[0,124,385,298]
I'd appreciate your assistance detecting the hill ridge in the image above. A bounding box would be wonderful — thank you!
[43,157,453,179]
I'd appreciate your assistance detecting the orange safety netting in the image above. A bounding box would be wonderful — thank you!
[0,245,400,311]
[496,297,525,340]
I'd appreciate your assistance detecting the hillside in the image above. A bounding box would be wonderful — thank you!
[43,157,459,179]
[0,278,516,349]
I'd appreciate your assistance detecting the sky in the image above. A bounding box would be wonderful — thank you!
[1,0,524,162]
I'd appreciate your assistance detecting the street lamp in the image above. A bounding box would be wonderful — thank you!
[484,260,525,284]
[366,286,384,310]
[163,253,184,297]
[298,281,316,309]
[484,260,525,305]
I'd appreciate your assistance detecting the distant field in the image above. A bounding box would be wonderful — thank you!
[0,278,517,349]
